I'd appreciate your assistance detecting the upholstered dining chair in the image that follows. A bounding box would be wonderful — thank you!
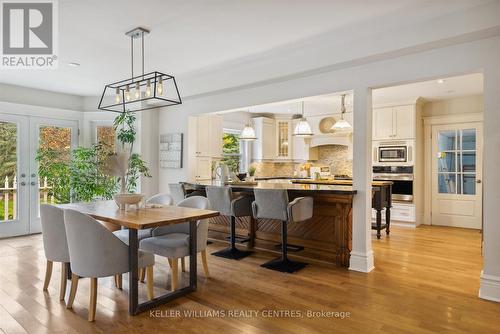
[40,204,72,301]
[139,196,210,291]
[112,193,174,286]
[168,183,187,205]
[63,209,155,322]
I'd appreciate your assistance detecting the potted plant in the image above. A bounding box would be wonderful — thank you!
[247,164,257,182]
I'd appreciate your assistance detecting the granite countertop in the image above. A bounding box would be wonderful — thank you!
[183,180,357,195]
[291,179,393,186]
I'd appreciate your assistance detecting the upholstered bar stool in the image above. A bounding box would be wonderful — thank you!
[206,185,253,260]
[252,189,313,273]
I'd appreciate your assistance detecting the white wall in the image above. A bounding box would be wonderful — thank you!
[422,95,484,117]
[158,35,500,300]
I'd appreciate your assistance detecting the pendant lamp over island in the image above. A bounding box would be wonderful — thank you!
[293,101,313,137]
[240,118,257,141]
[331,94,352,132]
[98,27,182,113]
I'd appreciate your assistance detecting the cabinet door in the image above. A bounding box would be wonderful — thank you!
[393,105,415,139]
[262,119,275,159]
[276,120,291,159]
[209,116,223,158]
[373,107,394,140]
[196,157,212,180]
[196,115,211,156]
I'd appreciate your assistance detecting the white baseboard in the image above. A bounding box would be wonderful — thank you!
[349,250,375,273]
[479,271,500,302]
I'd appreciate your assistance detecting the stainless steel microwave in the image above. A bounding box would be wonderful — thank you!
[373,140,414,166]
[379,146,407,162]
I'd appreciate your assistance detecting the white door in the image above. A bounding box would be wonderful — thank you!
[0,114,78,238]
[431,123,483,229]
[0,115,30,237]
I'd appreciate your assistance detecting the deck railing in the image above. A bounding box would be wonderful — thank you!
[0,175,54,221]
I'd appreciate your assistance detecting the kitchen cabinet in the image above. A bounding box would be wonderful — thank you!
[373,105,415,140]
[252,117,275,160]
[188,115,222,181]
[275,119,293,160]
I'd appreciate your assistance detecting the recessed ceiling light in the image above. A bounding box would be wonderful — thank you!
[68,62,80,67]
[437,79,445,84]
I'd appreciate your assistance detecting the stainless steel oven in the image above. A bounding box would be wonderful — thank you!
[373,166,413,202]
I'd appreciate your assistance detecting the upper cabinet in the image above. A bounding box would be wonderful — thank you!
[252,117,276,160]
[189,114,223,157]
[275,119,293,160]
[373,104,415,140]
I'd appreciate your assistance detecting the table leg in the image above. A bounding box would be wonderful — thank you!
[189,220,197,291]
[66,262,72,280]
[385,206,391,235]
[376,209,382,239]
[128,229,139,315]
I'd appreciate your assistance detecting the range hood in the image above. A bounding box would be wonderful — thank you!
[309,133,352,148]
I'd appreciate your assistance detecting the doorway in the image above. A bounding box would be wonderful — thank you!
[431,122,483,229]
[0,114,78,238]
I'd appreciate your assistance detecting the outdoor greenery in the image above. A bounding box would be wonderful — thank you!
[0,122,17,182]
[221,133,240,173]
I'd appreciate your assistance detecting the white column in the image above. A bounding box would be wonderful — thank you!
[479,65,500,302]
[349,87,374,273]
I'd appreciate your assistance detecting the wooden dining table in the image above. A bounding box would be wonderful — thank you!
[58,200,219,315]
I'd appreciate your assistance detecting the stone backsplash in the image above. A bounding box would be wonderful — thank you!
[251,145,352,177]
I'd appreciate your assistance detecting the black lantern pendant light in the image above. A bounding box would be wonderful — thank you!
[98,27,182,112]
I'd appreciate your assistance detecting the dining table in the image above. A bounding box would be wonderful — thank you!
[57,200,219,315]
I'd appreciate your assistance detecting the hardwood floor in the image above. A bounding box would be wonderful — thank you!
[0,225,499,334]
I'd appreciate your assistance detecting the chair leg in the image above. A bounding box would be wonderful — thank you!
[260,221,307,273]
[211,216,253,260]
[66,273,79,309]
[146,266,154,300]
[59,262,67,301]
[171,258,178,291]
[114,274,122,289]
[88,278,97,322]
[201,250,210,278]
[43,260,53,291]
[139,268,146,283]
[181,257,186,272]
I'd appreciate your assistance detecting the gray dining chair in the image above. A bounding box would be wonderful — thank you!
[139,196,210,291]
[113,193,173,286]
[252,188,313,273]
[63,209,155,322]
[206,185,253,260]
[40,204,72,301]
[169,183,187,205]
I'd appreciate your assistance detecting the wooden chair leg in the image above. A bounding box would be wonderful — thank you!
[43,260,53,291]
[88,278,97,322]
[66,273,79,309]
[139,268,146,283]
[146,266,154,300]
[171,258,178,291]
[114,274,122,289]
[59,262,67,301]
[201,250,210,278]
[181,257,186,272]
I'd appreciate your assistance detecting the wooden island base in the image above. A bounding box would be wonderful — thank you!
[208,193,354,267]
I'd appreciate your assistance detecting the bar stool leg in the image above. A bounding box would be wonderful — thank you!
[260,221,307,273]
[212,216,253,260]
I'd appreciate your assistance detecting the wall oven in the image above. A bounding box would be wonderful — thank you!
[373,140,414,166]
[373,166,413,202]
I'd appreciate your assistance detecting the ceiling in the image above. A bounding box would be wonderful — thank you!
[220,73,483,116]
[0,0,491,96]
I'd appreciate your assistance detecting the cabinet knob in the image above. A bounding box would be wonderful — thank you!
[476,180,482,184]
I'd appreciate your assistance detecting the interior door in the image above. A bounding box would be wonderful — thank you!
[431,123,483,229]
[0,115,30,237]
[29,118,78,234]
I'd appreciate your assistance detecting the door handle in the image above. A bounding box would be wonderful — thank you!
[31,181,36,186]
[20,182,26,186]
[476,180,482,184]
[31,173,36,178]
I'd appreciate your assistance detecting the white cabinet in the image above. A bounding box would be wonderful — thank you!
[373,105,415,140]
[252,117,275,160]
[188,115,222,181]
[372,202,416,223]
[275,119,293,160]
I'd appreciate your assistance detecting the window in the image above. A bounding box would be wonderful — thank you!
[96,126,116,153]
[222,131,241,173]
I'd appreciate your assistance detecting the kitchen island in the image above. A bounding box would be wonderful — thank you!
[183,180,357,266]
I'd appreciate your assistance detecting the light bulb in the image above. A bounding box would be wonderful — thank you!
[125,85,131,102]
[157,76,163,95]
[145,80,152,97]
[134,82,141,99]
[115,88,120,104]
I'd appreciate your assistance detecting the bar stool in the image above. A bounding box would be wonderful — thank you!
[252,188,313,273]
[206,185,253,260]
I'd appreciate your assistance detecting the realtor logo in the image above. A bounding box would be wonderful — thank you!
[1,0,58,68]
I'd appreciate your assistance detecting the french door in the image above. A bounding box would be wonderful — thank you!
[0,114,78,238]
[431,122,483,229]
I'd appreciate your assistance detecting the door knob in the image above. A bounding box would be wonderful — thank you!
[31,181,36,186]
[20,181,26,186]
[476,180,482,184]
[21,173,26,178]
[31,173,36,178]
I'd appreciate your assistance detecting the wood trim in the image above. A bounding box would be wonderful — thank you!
[423,112,483,125]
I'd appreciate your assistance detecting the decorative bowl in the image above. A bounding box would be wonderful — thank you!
[113,193,144,210]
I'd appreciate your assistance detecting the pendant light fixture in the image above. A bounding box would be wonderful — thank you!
[293,101,313,137]
[240,112,257,141]
[331,94,352,132]
[98,27,182,112]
